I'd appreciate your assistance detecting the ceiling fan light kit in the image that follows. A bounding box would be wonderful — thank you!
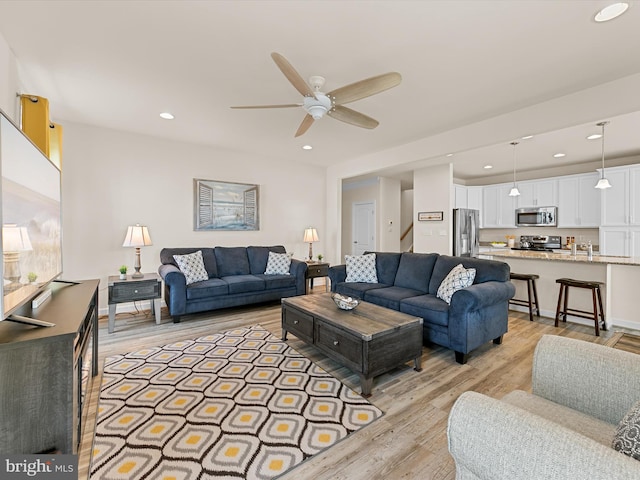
[231,52,401,137]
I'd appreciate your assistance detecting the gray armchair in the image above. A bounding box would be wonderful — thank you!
[447,335,640,479]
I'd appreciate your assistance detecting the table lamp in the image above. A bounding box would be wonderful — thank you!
[122,224,152,278]
[303,227,319,261]
[2,224,33,290]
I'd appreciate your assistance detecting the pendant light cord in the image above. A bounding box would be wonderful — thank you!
[511,141,519,185]
[599,121,608,179]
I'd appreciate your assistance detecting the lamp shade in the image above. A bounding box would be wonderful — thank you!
[122,224,152,247]
[303,227,319,243]
[2,224,33,252]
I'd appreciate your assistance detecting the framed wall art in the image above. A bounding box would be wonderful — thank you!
[193,178,260,231]
[418,211,443,221]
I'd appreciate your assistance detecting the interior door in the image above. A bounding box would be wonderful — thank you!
[352,201,376,255]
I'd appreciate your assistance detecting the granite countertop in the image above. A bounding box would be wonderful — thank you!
[480,248,640,266]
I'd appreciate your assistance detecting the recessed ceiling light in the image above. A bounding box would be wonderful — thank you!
[587,133,602,140]
[483,165,493,169]
[521,135,534,140]
[302,145,312,150]
[595,2,629,22]
[159,112,174,120]
[553,153,566,158]
[446,153,454,157]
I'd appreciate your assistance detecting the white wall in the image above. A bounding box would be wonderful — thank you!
[378,176,401,252]
[0,31,18,120]
[60,122,325,312]
[413,164,452,254]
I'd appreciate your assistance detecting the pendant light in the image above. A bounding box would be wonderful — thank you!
[508,141,520,196]
[594,121,612,189]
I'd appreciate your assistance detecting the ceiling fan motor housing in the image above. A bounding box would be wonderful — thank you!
[303,94,333,119]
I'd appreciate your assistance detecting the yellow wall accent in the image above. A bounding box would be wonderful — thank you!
[20,95,50,157]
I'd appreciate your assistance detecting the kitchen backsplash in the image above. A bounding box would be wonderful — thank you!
[479,227,599,248]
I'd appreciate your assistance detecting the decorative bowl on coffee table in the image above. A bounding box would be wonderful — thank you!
[331,292,359,311]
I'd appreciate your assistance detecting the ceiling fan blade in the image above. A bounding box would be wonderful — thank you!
[328,105,379,129]
[294,114,315,137]
[271,52,315,98]
[327,72,402,105]
[230,104,300,109]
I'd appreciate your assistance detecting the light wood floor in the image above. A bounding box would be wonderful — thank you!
[79,289,622,480]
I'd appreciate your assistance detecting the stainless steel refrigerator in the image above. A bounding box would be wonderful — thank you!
[453,208,480,257]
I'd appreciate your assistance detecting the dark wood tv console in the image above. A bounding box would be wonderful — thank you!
[0,279,99,454]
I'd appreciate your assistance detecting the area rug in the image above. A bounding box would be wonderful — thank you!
[606,331,640,355]
[90,325,383,479]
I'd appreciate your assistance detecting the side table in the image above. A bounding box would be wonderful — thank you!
[305,261,330,294]
[108,273,162,333]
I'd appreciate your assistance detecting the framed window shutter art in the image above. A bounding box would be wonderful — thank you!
[194,178,260,231]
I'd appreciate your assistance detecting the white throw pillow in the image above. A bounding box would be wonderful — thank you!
[264,251,292,275]
[173,250,209,285]
[345,253,378,283]
[437,263,476,304]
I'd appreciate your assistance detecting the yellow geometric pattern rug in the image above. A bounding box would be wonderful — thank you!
[90,325,383,479]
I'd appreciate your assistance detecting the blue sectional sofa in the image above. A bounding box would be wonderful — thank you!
[329,252,515,364]
[159,246,307,323]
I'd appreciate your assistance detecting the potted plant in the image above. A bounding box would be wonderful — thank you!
[119,265,128,280]
[317,254,323,262]
[27,272,38,283]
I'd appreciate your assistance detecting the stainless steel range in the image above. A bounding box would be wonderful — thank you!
[512,235,561,252]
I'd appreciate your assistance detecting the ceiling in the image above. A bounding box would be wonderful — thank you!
[0,1,639,181]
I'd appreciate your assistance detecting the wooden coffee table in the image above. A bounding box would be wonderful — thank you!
[281,293,423,397]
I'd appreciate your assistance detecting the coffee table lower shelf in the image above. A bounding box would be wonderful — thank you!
[281,294,423,397]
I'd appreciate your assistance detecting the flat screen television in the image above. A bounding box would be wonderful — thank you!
[0,109,62,326]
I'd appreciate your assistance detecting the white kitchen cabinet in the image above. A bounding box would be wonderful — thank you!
[467,186,483,227]
[557,172,601,228]
[517,179,557,208]
[599,226,640,256]
[482,184,516,228]
[454,184,468,209]
[600,165,640,226]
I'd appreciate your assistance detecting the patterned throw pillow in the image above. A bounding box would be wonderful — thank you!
[345,253,378,283]
[436,263,476,304]
[264,251,292,275]
[612,399,640,460]
[173,250,209,285]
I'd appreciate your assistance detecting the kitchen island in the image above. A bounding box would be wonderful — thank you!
[479,248,640,332]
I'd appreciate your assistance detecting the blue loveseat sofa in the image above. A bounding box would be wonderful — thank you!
[329,252,515,364]
[159,245,307,323]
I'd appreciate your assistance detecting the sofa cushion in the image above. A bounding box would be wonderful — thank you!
[345,253,378,283]
[429,255,509,294]
[161,247,217,278]
[264,251,292,275]
[215,247,251,276]
[400,294,450,327]
[222,275,265,294]
[394,252,438,293]
[613,399,640,460]
[254,274,297,290]
[503,390,617,447]
[364,286,424,311]
[334,282,390,299]
[173,250,209,285]
[186,278,229,300]
[247,245,287,274]
[437,264,476,304]
[365,251,402,285]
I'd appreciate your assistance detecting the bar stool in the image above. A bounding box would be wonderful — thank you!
[509,273,540,322]
[554,278,606,336]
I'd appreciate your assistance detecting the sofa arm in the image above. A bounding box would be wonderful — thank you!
[289,259,307,295]
[158,264,187,316]
[532,335,640,425]
[328,265,347,292]
[449,280,515,315]
[448,391,639,480]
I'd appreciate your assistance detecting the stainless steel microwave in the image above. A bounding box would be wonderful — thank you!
[515,206,557,227]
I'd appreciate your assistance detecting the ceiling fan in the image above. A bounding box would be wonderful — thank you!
[231,52,402,137]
